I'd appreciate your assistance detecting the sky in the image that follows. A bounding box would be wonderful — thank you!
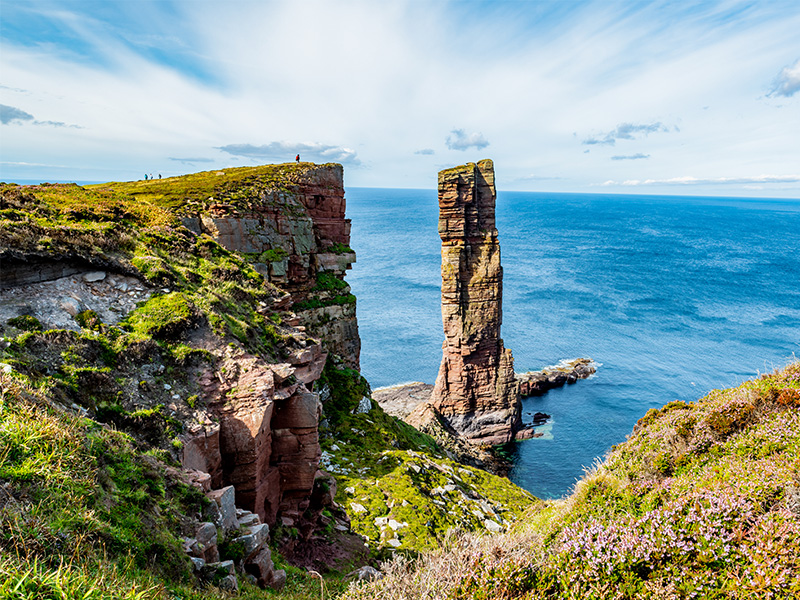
[1,0,799,196]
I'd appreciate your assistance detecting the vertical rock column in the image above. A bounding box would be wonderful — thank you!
[430,159,521,444]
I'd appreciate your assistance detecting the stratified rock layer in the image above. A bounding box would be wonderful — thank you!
[181,164,360,369]
[429,160,521,444]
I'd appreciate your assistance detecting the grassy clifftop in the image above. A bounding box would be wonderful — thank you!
[346,361,800,600]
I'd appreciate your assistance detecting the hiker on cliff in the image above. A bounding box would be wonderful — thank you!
[144,174,148,180]
[295,154,300,162]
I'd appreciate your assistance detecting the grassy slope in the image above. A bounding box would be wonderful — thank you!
[317,365,538,554]
[345,362,800,600]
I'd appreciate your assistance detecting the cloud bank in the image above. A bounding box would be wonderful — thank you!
[602,175,800,186]
[217,142,361,165]
[446,129,489,151]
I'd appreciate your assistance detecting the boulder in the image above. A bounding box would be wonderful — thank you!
[207,486,237,533]
[231,523,270,561]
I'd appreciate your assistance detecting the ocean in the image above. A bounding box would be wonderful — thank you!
[344,187,800,499]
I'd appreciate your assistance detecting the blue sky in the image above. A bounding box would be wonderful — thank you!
[1,0,799,196]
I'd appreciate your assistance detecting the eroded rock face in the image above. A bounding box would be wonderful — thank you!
[429,160,521,444]
[186,343,327,525]
[181,164,360,369]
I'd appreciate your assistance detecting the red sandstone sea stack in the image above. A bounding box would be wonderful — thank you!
[429,159,522,444]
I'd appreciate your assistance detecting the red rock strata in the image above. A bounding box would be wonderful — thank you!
[181,164,360,369]
[429,160,522,444]
[178,164,357,525]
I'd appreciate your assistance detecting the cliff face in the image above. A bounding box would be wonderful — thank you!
[429,160,522,444]
[0,164,357,531]
[180,164,360,369]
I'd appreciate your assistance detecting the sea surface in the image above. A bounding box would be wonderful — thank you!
[345,187,800,499]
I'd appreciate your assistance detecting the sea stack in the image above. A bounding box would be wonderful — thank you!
[429,159,522,444]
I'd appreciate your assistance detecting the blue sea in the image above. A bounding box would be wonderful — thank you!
[345,188,800,499]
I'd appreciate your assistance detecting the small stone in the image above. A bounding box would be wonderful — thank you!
[190,557,205,571]
[484,519,502,533]
[172,394,180,400]
[386,538,401,548]
[163,384,172,391]
[350,503,366,513]
[346,566,383,582]
[83,271,106,282]
[60,297,82,316]
[344,486,355,495]
[352,396,372,414]
[268,568,287,591]
[0,363,13,374]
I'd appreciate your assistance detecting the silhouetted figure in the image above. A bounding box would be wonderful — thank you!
[144,174,148,180]
[158,174,161,179]
[295,154,300,162]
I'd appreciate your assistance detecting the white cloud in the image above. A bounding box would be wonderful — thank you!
[217,142,361,165]
[768,58,800,97]
[602,175,800,186]
[414,148,435,155]
[446,129,489,151]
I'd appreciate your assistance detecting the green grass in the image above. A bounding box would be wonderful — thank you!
[90,163,340,214]
[319,364,538,553]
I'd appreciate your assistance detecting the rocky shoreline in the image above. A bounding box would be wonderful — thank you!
[373,359,598,471]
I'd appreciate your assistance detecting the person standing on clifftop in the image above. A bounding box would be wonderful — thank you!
[295,154,300,162]
[144,174,148,180]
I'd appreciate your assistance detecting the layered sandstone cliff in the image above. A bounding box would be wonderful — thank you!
[429,160,522,444]
[180,164,360,369]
